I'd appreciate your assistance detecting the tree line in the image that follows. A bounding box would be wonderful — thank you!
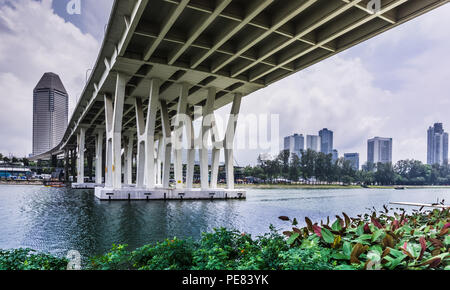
[242,149,450,186]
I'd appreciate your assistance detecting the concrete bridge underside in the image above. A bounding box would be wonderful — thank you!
[30,0,449,200]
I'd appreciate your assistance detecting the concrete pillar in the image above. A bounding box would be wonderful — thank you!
[135,78,161,189]
[104,95,114,188]
[95,129,104,184]
[210,110,222,188]
[223,93,242,189]
[160,100,172,188]
[124,133,134,185]
[200,88,215,189]
[70,149,76,181]
[186,114,195,189]
[156,135,164,185]
[105,72,127,189]
[173,83,189,189]
[77,127,86,183]
[87,150,94,182]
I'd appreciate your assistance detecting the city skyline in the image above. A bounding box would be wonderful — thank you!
[0,1,450,167]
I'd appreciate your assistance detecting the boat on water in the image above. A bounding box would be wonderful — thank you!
[394,186,405,190]
[43,180,66,188]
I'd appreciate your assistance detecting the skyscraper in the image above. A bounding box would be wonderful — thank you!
[367,137,392,164]
[284,134,304,158]
[306,135,321,151]
[427,123,449,165]
[32,73,69,156]
[344,153,360,170]
[319,128,333,155]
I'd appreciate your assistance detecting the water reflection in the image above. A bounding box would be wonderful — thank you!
[0,185,448,260]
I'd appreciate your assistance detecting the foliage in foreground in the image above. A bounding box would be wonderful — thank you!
[88,206,449,270]
[88,227,334,270]
[0,248,68,270]
[280,206,450,270]
[1,207,449,270]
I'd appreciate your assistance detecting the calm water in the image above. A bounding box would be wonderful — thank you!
[0,185,448,260]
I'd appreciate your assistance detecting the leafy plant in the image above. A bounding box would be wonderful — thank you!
[279,206,450,270]
[0,248,68,270]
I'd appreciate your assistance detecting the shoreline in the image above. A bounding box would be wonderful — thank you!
[1,182,449,190]
[234,184,450,190]
[0,181,44,186]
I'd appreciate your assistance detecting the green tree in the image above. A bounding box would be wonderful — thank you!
[289,154,301,182]
[374,162,395,185]
[22,158,30,167]
[300,149,316,181]
[277,150,290,179]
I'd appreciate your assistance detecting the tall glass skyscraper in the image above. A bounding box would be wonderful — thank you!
[32,73,69,156]
[427,123,448,165]
[367,137,392,164]
[319,128,333,155]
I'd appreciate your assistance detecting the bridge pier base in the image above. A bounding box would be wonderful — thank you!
[94,187,245,200]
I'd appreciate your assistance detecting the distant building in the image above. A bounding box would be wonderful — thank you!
[367,137,392,164]
[319,128,333,155]
[427,123,448,165]
[344,153,360,170]
[306,135,321,151]
[284,134,304,158]
[332,149,339,162]
[32,73,68,156]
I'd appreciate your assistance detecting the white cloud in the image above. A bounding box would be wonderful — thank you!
[0,0,99,156]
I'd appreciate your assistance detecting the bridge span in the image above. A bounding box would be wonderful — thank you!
[30,0,449,200]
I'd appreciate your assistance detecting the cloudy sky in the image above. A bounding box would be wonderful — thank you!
[0,0,449,166]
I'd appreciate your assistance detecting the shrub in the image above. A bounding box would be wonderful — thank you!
[89,244,131,270]
[0,248,68,270]
[279,206,450,270]
[131,238,194,270]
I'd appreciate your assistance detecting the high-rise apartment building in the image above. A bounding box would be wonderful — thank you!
[367,137,392,164]
[344,153,360,170]
[427,123,449,165]
[32,73,68,156]
[306,135,321,151]
[319,128,333,155]
[284,134,304,158]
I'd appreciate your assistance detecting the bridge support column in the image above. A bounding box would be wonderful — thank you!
[95,129,104,185]
[76,127,86,183]
[124,132,134,185]
[186,110,196,189]
[135,78,160,189]
[198,91,242,190]
[173,83,189,189]
[105,73,127,189]
[200,88,216,189]
[156,135,163,186]
[223,93,242,189]
[160,100,172,188]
